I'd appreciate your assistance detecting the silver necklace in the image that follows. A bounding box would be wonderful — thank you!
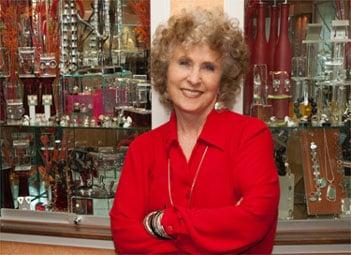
[323,129,336,202]
[168,146,209,207]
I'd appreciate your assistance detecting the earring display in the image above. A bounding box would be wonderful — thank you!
[250,64,273,122]
[27,95,38,125]
[17,196,32,210]
[18,47,35,75]
[267,71,292,122]
[39,53,57,76]
[6,99,24,125]
[42,94,53,122]
[300,128,347,215]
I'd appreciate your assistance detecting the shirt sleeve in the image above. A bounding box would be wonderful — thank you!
[109,140,177,254]
[161,122,280,254]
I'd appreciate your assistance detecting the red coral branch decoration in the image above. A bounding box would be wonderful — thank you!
[1,4,20,99]
[129,0,150,49]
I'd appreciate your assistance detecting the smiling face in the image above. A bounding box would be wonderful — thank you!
[166,44,223,117]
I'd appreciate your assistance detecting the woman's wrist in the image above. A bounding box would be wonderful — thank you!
[143,210,173,239]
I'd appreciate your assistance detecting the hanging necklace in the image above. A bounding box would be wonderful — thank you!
[323,128,336,202]
[168,146,209,207]
[309,140,322,202]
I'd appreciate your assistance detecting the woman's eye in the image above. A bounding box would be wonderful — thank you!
[203,63,215,71]
[178,59,190,66]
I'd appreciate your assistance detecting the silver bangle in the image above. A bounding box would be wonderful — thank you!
[143,210,172,239]
[155,211,172,239]
[143,211,158,237]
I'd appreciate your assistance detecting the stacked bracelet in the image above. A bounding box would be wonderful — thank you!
[143,210,172,239]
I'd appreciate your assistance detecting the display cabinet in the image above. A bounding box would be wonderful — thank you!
[243,0,351,252]
[1,0,350,253]
[244,0,351,242]
[0,0,151,223]
[0,124,148,216]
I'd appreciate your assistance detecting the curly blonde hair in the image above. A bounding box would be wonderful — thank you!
[150,8,249,109]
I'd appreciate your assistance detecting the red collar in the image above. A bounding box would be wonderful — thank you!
[163,109,227,153]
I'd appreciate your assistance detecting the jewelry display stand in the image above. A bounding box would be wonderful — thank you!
[250,63,273,122]
[300,128,347,215]
[278,162,295,220]
[27,95,38,125]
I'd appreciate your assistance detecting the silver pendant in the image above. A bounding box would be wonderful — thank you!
[327,184,336,202]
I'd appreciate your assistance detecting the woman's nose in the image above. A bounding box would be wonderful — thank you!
[187,67,201,85]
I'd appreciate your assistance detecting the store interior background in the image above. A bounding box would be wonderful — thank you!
[1,0,350,254]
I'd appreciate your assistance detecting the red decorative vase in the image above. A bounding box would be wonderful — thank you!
[274,3,292,76]
[272,3,292,120]
[252,3,268,66]
[267,4,279,73]
[246,2,268,115]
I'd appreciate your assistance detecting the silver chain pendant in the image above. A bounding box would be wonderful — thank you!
[326,184,336,202]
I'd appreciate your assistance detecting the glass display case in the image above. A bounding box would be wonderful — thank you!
[0,125,147,216]
[245,0,351,221]
[0,0,151,221]
[243,1,351,252]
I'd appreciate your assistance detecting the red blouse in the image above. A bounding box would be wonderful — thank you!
[110,109,280,254]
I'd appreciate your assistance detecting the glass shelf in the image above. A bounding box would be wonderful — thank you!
[18,74,57,79]
[0,123,149,132]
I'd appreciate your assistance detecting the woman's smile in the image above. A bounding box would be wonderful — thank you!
[180,88,204,98]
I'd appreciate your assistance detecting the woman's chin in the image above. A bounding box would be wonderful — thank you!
[174,103,213,116]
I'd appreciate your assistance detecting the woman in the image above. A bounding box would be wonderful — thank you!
[110,9,280,254]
